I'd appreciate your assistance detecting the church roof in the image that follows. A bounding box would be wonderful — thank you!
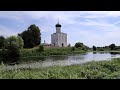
[55,20,61,27]
[56,23,61,27]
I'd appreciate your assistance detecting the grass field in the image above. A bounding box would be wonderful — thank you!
[20,47,86,57]
[0,58,120,79]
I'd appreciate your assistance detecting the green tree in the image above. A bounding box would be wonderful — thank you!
[68,43,71,47]
[75,42,83,48]
[0,36,5,49]
[4,36,24,49]
[74,42,88,51]
[1,36,23,63]
[17,36,24,49]
[109,44,116,50]
[93,46,96,51]
[19,24,41,48]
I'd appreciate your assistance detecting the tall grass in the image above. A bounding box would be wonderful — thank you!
[0,58,120,79]
[20,47,86,57]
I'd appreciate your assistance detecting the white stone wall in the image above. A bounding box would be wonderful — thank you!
[51,32,67,47]
[56,27,61,33]
[51,23,67,47]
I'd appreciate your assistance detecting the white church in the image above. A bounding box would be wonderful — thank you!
[42,20,67,47]
[51,21,67,47]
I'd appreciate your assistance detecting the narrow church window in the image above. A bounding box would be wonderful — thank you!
[54,43,55,46]
[62,43,64,47]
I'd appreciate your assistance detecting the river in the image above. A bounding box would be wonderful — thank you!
[3,51,120,70]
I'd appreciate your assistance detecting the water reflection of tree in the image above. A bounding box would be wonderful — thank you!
[93,52,97,54]
[21,56,46,62]
[110,52,120,55]
[99,52,106,54]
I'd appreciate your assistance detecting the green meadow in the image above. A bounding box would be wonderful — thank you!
[0,58,120,79]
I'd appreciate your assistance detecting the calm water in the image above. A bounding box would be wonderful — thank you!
[4,52,120,70]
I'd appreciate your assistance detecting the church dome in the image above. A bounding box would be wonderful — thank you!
[56,23,61,27]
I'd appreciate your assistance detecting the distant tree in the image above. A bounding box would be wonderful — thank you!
[0,36,5,49]
[18,24,41,48]
[115,46,120,50]
[109,44,116,50]
[75,42,83,48]
[68,43,71,47]
[93,46,96,51]
[74,42,88,51]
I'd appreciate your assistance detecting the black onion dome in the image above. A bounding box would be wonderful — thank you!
[56,23,61,27]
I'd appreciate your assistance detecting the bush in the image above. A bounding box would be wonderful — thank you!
[93,46,96,51]
[71,47,75,51]
[1,45,21,63]
[38,45,44,52]
[4,36,24,49]
[1,36,23,63]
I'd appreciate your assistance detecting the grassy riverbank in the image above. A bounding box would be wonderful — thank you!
[20,47,87,57]
[0,58,120,79]
[0,47,87,61]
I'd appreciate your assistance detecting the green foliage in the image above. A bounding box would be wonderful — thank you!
[1,58,120,79]
[68,43,71,47]
[0,36,5,49]
[96,47,104,51]
[1,44,21,63]
[75,42,88,51]
[71,47,75,51]
[75,42,83,48]
[93,46,96,51]
[4,36,24,49]
[19,24,41,48]
[96,44,119,51]
[38,45,44,52]
[109,44,116,50]
[17,36,24,49]
[1,36,22,63]
[20,47,86,57]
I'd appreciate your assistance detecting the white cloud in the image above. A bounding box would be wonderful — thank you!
[1,11,120,47]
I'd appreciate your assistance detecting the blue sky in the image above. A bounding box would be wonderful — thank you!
[1,11,120,47]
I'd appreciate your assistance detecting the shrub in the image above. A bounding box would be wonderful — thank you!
[4,36,24,49]
[1,36,22,63]
[71,47,75,51]
[38,45,44,52]
[1,45,21,63]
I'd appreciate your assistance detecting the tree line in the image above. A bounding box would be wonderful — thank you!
[0,24,41,63]
[92,44,120,51]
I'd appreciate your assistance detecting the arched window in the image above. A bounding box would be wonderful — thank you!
[62,43,64,47]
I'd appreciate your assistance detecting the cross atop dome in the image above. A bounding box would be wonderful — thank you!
[56,18,61,27]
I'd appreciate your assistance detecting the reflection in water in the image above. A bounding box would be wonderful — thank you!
[4,52,120,70]
[110,52,120,55]
[93,52,97,54]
